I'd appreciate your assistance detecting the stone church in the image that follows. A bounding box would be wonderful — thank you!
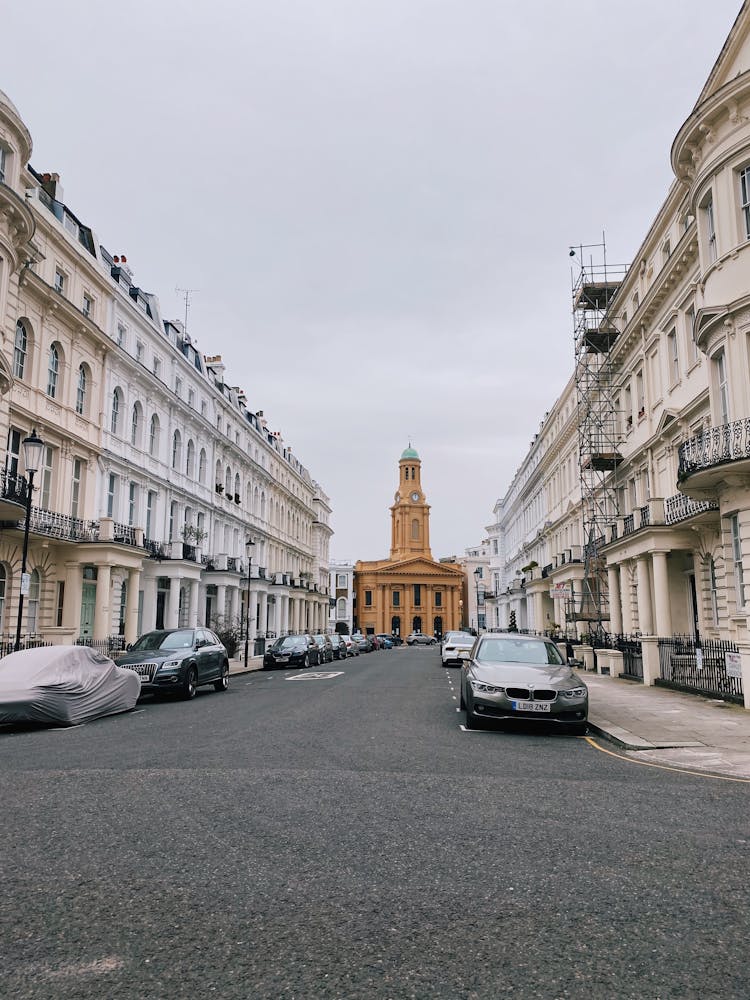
[354,447,465,638]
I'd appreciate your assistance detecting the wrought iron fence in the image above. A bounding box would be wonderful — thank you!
[0,636,51,658]
[75,635,128,657]
[588,632,643,680]
[657,635,743,703]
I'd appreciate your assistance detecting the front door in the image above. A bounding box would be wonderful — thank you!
[156,591,166,630]
[689,573,700,642]
[79,583,96,638]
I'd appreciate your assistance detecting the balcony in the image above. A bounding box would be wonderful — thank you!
[0,468,29,519]
[664,493,719,525]
[678,418,750,497]
[21,507,100,544]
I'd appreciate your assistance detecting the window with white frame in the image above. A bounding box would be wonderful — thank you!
[40,446,54,508]
[0,146,7,184]
[709,558,719,625]
[27,569,40,634]
[71,458,83,519]
[128,482,137,526]
[703,195,717,263]
[740,165,750,240]
[153,355,161,378]
[107,473,118,518]
[172,430,181,470]
[149,414,159,457]
[336,573,347,588]
[667,330,679,386]
[730,514,745,609]
[47,344,60,397]
[624,383,632,427]
[76,365,87,415]
[136,341,144,363]
[636,370,645,416]
[82,294,92,318]
[169,501,178,541]
[686,306,699,364]
[131,404,140,446]
[145,491,155,539]
[117,324,126,348]
[716,351,730,425]
[13,321,28,379]
[54,269,65,295]
[111,389,122,435]
[337,597,347,619]
[175,376,182,398]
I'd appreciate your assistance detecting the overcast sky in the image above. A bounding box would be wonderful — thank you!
[3,0,742,561]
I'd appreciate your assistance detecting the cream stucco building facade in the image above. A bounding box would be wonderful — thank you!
[0,88,330,648]
[485,3,750,706]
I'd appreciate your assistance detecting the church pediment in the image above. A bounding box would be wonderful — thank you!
[376,557,464,578]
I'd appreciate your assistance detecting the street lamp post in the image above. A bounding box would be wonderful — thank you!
[474,567,482,634]
[15,429,45,652]
[244,537,255,669]
[458,598,464,632]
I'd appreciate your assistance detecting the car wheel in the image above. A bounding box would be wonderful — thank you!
[464,701,482,729]
[303,654,310,668]
[214,662,229,692]
[181,665,198,700]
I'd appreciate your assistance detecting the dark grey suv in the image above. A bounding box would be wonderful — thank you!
[118,628,229,699]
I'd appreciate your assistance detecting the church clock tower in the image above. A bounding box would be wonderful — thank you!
[390,446,432,561]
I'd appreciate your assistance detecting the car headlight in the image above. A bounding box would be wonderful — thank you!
[160,658,183,670]
[470,679,504,694]
[562,686,587,698]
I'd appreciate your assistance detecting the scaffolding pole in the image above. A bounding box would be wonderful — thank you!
[570,237,628,638]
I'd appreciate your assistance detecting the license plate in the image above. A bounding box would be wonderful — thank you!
[458,650,470,658]
[276,656,289,663]
[511,700,550,713]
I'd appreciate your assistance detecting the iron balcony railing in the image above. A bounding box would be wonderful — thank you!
[25,508,99,543]
[639,504,650,528]
[145,538,168,560]
[112,522,137,546]
[664,493,719,525]
[623,514,635,535]
[0,468,29,506]
[678,418,750,480]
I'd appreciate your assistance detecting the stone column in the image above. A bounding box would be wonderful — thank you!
[125,568,141,644]
[607,565,622,634]
[93,564,112,640]
[281,595,289,634]
[652,551,672,637]
[636,556,654,635]
[63,562,84,634]
[216,585,227,623]
[619,563,633,633]
[188,579,200,627]
[142,575,158,632]
[258,590,268,634]
[641,635,661,687]
[166,576,180,629]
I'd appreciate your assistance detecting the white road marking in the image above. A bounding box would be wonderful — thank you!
[286,671,344,681]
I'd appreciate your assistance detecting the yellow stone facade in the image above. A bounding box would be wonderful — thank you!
[354,449,464,638]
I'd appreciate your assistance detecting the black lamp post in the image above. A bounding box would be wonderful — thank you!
[15,429,45,652]
[474,567,482,633]
[244,537,255,669]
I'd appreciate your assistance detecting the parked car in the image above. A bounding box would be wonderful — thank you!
[406,632,436,646]
[340,635,360,657]
[387,634,404,646]
[329,634,347,660]
[370,635,381,650]
[441,633,475,666]
[118,628,230,699]
[375,634,394,649]
[263,634,319,669]
[0,645,140,726]
[460,632,588,734]
[352,634,373,653]
[312,634,334,663]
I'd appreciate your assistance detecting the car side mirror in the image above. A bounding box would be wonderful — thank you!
[126,643,132,652]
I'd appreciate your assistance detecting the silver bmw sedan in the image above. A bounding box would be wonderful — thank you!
[460,633,588,734]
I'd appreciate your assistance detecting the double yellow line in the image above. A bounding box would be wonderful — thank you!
[584,735,750,784]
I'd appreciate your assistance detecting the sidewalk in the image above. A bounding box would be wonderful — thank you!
[586,673,750,779]
[228,654,264,675]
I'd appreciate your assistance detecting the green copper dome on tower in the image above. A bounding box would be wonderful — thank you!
[401,445,419,460]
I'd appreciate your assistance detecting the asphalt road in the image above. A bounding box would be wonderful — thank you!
[2,646,749,1000]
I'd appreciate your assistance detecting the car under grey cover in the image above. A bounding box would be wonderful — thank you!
[0,645,141,726]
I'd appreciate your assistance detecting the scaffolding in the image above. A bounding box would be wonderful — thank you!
[570,238,628,636]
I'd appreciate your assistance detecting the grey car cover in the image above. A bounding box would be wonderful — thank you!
[0,645,141,726]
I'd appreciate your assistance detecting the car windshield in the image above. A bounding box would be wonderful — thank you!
[131,630,194,652]
[274,637,305,650]
[476,638,564,666]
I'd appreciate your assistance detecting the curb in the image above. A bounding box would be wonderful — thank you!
[587,720,706,752]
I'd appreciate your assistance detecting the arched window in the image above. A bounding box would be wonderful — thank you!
[254,487,259,516]
[391,615,401,636]
[76,365,87,415]
[186,439,195,478]
[234,473,240,501]
[169,500,178,540]
[131,403,142,447]
[111,388,123,435]
[47,344,60,397]
[411,518,420,540]
[172,430,181,470]
[215,459,223,488]
[28,569,41,633]
[337,597,347,619]
[13,321,28,379]
[260,491,266,520]
[198,448,207,484]
[225,466,232,494]
[412,615,422,633]
[149,414,160,457]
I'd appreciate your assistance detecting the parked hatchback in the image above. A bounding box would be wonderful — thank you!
[406,632,436,646]
[329,635,347,660]
[263,634,318,669]
[118,628,229,699]
[312,634,334,663]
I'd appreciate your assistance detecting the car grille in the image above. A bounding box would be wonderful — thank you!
[505,687,557,702]
[123,661,158,682]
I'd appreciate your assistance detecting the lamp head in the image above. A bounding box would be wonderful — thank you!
[22,428,45,474]
[246,537,255,549]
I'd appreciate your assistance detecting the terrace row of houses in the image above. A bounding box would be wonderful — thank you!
[483,3,750,707]
[0,88,332,649]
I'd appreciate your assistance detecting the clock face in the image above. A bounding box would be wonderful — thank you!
[411,491,420,502]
